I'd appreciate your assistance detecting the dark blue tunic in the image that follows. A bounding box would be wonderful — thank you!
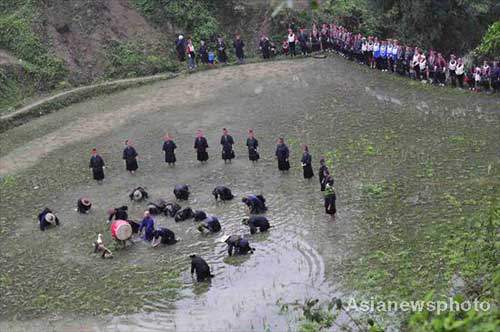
[275,144,290,171]
[246,137,259,161]
[89,155,105,180]
[220,135,235,160]
[162,140,177,164]
[301,152,314,179]
[122,146,138,171]
[194,137,209,161]
[247,216,270,234]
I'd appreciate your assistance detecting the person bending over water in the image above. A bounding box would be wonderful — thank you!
[242,216,270,234]
[223,235,254,256]
[174,184,190,200]
[152,228,178,247]
[77,197,92,214]
[242,194,267,214]
[107,206,128,223]
[190,254,214,282]
[129,186,148,201]
[212,186,234,201]
[197,215,221,233]
[38,208,60,231]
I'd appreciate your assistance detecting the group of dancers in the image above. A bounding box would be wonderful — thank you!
[38,127,336,282]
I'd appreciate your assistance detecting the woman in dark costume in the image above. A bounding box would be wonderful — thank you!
[194,130,209,162]
[318,158,330,191]
[122,140,138,174]
[275,137,290,172]
[162,133,177,166]
[301,145,314,179]
[220,128,235,163]
[324,177,337,217]
[246,129,259,162]
[89,148,105,182]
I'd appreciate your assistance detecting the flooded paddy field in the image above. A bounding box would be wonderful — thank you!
[0,57,499,331]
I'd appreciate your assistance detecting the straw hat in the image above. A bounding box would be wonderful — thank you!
[81,198,91,207]
[45,213,57,224]
[115,222,132,240]
[219,235,231,243]
[132,190,143,201]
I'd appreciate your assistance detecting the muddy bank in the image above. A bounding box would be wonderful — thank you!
[1,57,499,331]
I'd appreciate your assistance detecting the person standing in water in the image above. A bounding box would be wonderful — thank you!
[220,128,235,163]
[162,133,177,166]
[122,140,138,174]
[318,158,330,191]
[246,129,259,162]
[275,137,290,172]
[89,148,105,183]
[324,176,337,217]
[139,210,155,241]
[301,145,314,179]
[194,130,209,162]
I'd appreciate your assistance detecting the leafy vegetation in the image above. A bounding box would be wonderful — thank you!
[474,20,500,59]
[105,40,178,79]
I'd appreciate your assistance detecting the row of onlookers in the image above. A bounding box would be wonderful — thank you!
[173,24,500,93]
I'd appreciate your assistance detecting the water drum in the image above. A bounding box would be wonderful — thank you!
[110,220,132,240]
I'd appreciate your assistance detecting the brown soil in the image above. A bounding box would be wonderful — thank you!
[36,0,169,82]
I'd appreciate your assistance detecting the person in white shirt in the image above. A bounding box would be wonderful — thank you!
[287,28,296,57]
[448,54,457,87]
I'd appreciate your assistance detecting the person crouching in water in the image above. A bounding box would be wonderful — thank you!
[190,254,214,282]
[77,197,92,214]
[162,133,177,166]
[324,177,337,217]
[129,186,148,201]
[212,186,234,201]
[242,216,270,234]
[151,228,178,247]
[197,215,221,233]
[275,137,290,172]
[223,235,254,256]
[242,194,267,214]
[38,208,60,231]
[220,128,235,163]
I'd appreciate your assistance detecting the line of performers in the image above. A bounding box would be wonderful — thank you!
[89,128,337,217]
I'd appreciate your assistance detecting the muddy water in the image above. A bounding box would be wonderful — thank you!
[1,57,499,331]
